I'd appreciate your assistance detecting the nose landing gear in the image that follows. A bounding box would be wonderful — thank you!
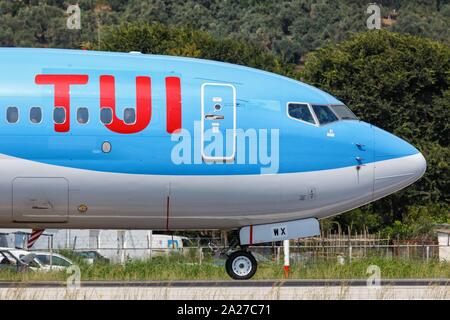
[224,218,320,280]
[225,250,257,280]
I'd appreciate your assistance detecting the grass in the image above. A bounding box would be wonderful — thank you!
[0,252,449,282]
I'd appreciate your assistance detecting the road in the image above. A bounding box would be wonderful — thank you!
[0,280,449,300]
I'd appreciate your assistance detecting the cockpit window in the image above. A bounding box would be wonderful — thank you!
[312,105,338,125]
[329,105,358,120]
[288,103,316,124]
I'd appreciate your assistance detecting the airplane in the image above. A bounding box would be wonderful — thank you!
[0,48,426,280]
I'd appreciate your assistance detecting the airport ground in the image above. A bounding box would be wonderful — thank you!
[1,254,449,299]
[1,254,449,298]
[0,280,449,300]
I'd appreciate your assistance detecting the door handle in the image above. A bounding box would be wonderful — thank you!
[31,201,53,210]
[205,114,224,120]
[32,205,51,210]
[355,143,366,150]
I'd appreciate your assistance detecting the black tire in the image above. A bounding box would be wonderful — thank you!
[225,251,257,280]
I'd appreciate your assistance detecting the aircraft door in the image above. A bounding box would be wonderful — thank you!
[201,83,236,161]
[12,178,69,223]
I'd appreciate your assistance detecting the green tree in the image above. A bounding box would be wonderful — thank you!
[1,1,449,63]
[98,22,294,75]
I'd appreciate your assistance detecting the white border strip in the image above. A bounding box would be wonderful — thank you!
[201,83,237,162]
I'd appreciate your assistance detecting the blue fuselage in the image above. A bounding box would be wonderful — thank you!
[0,48,418,174]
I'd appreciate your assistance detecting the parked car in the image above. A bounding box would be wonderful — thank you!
[0,247,73,272]
[73,251,110,264]
[32,252,74,271]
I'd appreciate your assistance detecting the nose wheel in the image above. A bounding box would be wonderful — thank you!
[225,250,257,280]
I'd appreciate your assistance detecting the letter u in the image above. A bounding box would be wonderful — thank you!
[100,75,152,134]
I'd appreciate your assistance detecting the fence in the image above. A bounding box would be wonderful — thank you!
[249,244,442,265]
[1,230,448,264]
[35,242,446,265]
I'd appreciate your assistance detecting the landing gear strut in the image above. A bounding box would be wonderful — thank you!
[225,250,257,280]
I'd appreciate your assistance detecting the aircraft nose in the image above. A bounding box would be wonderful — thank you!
[373,126,427,200]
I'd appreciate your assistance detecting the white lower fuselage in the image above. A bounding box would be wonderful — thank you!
[0,152,426,230]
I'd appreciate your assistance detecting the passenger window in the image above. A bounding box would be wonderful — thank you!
[100,108,113,125]
[312,105,338,125]
[288,103,315,124]
[329,105,359,120]
[53,107,66,124]
[77,107,89,124]
[36,255,50,265]
[124,108,136,124]
[6,107,19,124]
[30,107,42,124]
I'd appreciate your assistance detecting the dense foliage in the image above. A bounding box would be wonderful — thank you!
[98,23,292,75]
[0,0,449,64]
